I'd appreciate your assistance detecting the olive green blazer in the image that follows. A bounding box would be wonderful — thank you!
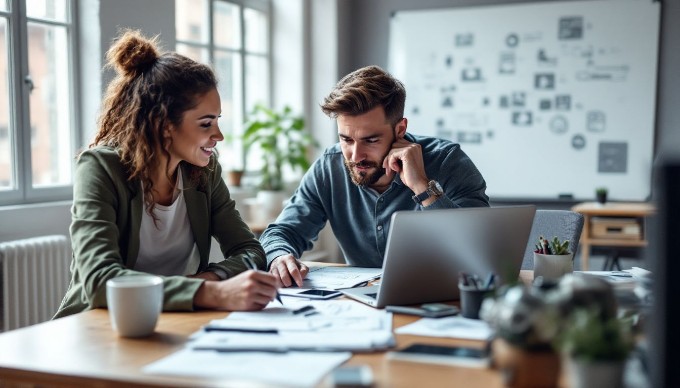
[54,147,265,318]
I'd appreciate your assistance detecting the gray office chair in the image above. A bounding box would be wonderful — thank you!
[521,210,585,270]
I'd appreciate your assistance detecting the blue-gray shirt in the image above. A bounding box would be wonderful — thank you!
[260,133,489,268]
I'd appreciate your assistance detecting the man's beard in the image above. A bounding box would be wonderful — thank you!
[344,158,386,187]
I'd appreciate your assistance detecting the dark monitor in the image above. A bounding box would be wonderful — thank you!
[648,154,680,387]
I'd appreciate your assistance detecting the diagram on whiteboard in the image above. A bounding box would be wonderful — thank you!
[388,0,659,200]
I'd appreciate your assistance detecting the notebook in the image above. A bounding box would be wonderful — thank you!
[341,205,537,308]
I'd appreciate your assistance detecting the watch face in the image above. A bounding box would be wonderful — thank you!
[429,180,444,196]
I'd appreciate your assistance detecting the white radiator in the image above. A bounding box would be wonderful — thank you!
[0,235,71,332]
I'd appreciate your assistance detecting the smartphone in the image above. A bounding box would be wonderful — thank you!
[329,365,373,387]
[387,343,490,368]
[385,303,459,318]
[284,289,343,300]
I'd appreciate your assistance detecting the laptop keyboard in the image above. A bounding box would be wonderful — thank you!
[366,293,378,299]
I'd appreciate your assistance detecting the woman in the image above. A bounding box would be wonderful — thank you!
[54,30,278,318]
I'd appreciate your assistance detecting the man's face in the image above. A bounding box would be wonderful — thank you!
[337,106,399,187]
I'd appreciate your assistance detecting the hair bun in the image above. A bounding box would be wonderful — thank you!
[106,29,160,76]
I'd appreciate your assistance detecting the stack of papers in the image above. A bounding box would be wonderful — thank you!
[290,266,382,290]
[191,299,395,352]
[575,267,654,308]
[575,267,651,291]
[144,299,392,386]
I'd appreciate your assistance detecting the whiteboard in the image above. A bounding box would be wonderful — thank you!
[388,0,660,200]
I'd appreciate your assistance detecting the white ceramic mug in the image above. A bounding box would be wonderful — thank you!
[533,253,574,280]
[106,275,163,337]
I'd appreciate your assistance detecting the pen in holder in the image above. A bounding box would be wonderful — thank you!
[458,273,496,319]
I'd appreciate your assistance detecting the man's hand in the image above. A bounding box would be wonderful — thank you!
[382,137,429,194]
[269,254,309,287]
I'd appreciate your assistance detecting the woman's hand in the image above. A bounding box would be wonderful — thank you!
[193,270,280,311]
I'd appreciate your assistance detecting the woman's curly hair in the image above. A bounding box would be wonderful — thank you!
[91,29,218,215]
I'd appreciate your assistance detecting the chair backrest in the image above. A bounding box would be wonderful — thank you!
[521,210,585,270]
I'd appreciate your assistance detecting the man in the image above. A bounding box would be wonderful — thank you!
[260,65,489,287]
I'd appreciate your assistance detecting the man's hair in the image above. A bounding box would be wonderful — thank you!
[321,65,406,127]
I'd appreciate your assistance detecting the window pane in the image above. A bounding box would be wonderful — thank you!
[175,0,209,44]
[27,22,72,187]
[214,1,240,49]
[0,18,13,190]
[245,55,269,112]
[244,8,267,54]
[176,43,210,64]
[214,50,243,171]
[26,0,68,22]
[0,0,7,12]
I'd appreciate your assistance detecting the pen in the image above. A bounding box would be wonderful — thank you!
[242,256,284,305]
[292,305,315,315]
[203,326,278,334]
[194,347,288,353]
[484,273,496,290]
[459,272,470,287]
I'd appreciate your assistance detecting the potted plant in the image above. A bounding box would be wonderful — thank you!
[533,235,573,280]
[480,285,562,387]
[595,187,608,205]
[554,307,634,388]
[242,104,316,219]
[482,274,630,388]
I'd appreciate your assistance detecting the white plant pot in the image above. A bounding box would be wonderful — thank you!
[533,252,573,280]
[255,190,289,222]
[567,358,624,388]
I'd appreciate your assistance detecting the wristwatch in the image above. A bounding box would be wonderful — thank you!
[412,180,444,205]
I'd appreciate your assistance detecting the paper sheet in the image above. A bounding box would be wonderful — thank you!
[144,348,351,387]
[295,266,382,289]
[395,316,494,341]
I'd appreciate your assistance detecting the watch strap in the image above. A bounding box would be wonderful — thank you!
[412,180,442,205]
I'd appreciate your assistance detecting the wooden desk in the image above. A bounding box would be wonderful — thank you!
[0,311,501,388]
[0,272,537,388]
[571,202,656,271]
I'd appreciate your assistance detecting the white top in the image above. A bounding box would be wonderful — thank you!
[135,170,200,276]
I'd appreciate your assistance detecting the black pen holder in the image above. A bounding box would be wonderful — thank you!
[459,284,494,319]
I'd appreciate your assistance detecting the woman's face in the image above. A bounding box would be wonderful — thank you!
[165,88,223,169]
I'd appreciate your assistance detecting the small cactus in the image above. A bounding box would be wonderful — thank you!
[534,235,570,255]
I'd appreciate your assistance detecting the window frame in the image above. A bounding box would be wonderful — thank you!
[0,0,81,206]
[175,0,272,173]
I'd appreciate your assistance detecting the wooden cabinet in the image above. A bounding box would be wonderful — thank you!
[571,202,656,270]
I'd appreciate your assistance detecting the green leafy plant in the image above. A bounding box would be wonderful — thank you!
[534,235,570,255]
[242,104,317,191]
[595,187,608,196]
[554,307,634,362]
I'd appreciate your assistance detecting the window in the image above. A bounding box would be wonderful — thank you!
[0,0,78,205]
[175,0,271,173]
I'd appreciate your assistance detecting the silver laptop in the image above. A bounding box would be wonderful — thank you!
[342,205,537,308]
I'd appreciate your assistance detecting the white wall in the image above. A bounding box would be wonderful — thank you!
[0,202,71,243]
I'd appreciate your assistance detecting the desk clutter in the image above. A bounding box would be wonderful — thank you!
[144,299,391,386]
[141,266,653,387]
